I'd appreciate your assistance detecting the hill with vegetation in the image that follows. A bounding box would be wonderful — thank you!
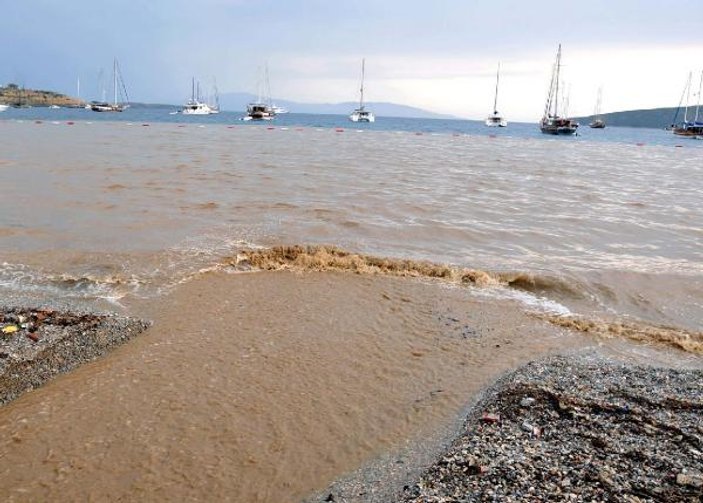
[574,106,689,129]
[0,84,83,107]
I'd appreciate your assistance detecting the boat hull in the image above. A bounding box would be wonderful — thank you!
[540,126,578,135]
[540,117,578,135]
[349,110,375,123]
[485,117,507,127]
[91,104,124,112]
[0,104,8,112]
[673,125,703,138]
[589,120,606,129]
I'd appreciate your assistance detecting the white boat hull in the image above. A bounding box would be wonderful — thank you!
[485,117,507,127]
[349,111,375,123]
[0,104,8,112]
[182,101,217,115]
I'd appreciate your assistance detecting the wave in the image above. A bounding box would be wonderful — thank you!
[538,314,703,355]
[227,245,501,286]
[225,245,703,355]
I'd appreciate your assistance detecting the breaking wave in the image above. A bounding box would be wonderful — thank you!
[224,245,703,355]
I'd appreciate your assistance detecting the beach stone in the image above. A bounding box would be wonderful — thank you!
[676,471,703,488]
[520,396,536,407]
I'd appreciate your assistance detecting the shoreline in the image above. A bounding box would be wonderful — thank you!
[0,306,150,406]
[312,353,703,502]
[0,272,701,501]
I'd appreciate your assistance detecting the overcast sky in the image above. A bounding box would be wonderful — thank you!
[2,0,701,120]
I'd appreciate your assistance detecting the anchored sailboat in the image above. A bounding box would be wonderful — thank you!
[244,64,275,121]
[91,58,129,112]
[485,63,507,127]
[540,44,578,135]
[671,71,703,138]
[349,59,375,123]
[589,87,606,128]
[182,78,219,115]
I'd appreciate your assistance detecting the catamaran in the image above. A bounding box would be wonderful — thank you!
[182,78,219,115]
[671,71,703,138]
[243,65,275,121]
[485,63,507,127]
[349,59,375,123]
[540,45,578,135]
[91,58,129,112]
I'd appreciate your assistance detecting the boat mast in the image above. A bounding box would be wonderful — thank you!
[265,63,272,107]
[113,58,118,106]
[554,44,561,118]
[493,63,500,114]
[359,58,365,110]
[684,72,691,123]
[593,86,603,119]
[695,70,702,123]
[191,77,195,102]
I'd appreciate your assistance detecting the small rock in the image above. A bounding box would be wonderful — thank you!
[676,471,703,488]
[520,397,536,407]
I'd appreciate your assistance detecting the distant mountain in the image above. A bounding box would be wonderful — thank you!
[216,92,456,119]
[574,106,686,129]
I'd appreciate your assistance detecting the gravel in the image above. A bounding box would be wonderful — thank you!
[313,354,703,503]
[0,306,150,406]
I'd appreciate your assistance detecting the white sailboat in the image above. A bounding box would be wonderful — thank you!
[0,104,8,112]
[91,58,129,112]
[589,86,606,128]
[182,78,219,115]
[485,63,507,127]
[540,44,578,135]
[243,64,275,121]
[349,59,375,123]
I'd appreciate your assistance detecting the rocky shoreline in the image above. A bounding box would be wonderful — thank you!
[0,306,150,406]
[315,354,703,502]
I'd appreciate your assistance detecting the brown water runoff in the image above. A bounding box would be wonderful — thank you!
[0,120,701,501]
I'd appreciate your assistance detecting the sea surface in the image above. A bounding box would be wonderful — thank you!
[0,109,701,501]
[1,108,701,329]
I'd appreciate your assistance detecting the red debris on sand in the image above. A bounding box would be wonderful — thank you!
[66,121,74,125]
[267,127,275,130]
[26,333,39,342]
[481,412,501,423]
[335,128,344,132]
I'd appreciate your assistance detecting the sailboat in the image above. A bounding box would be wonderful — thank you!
[540,44,578,135]
[182,78,219,115]
[485,63,507,127]
[244,65,275,121]
[349,59,375,123]
[91,58,129,112]
[589,87,606,128]
[671,71,703,138]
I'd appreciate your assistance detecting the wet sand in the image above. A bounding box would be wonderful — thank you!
[0,270,589,502]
